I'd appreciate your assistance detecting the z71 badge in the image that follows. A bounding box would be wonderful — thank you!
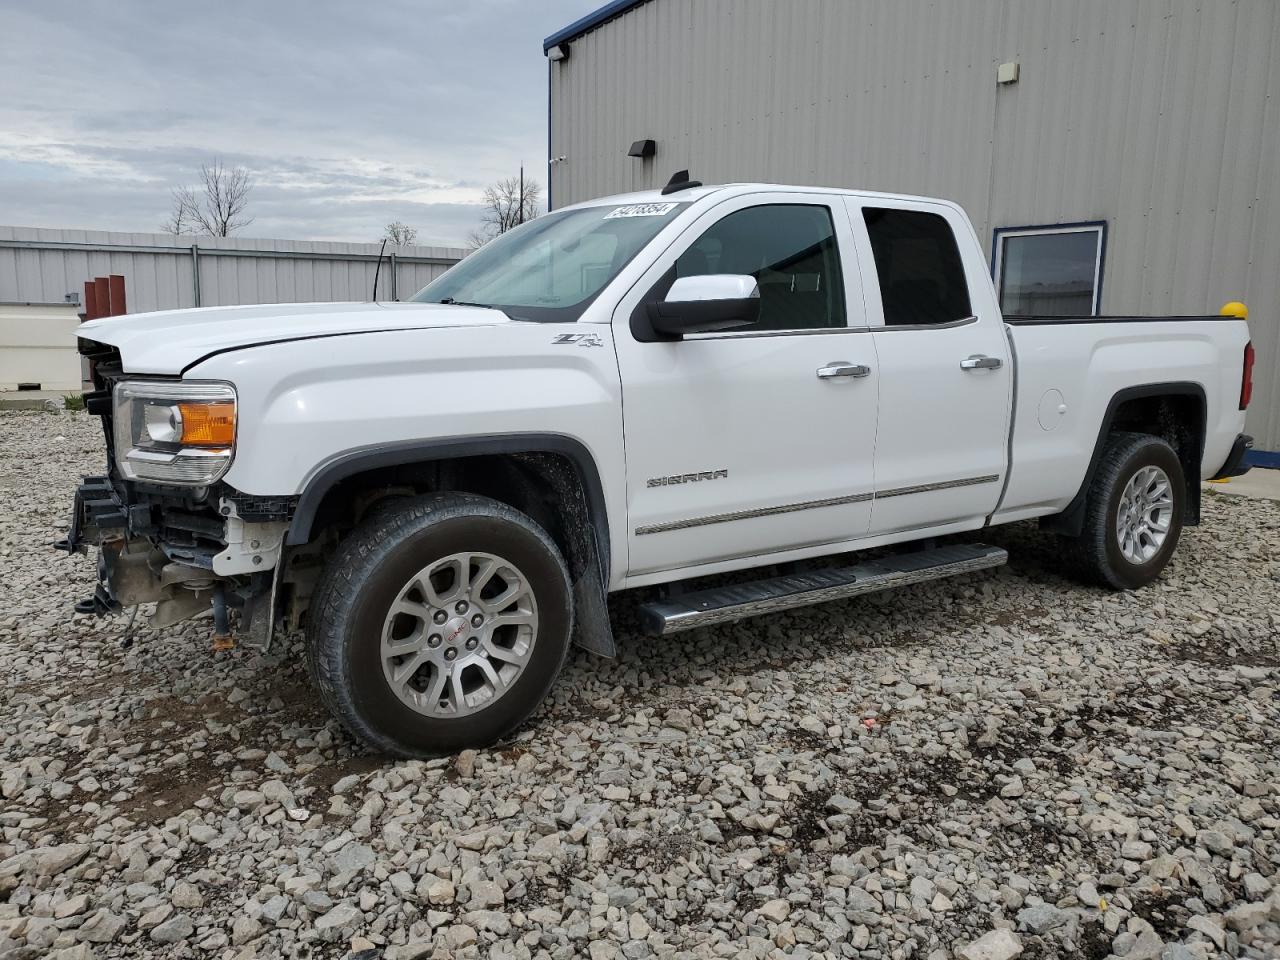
[647,469,728,488]
[551,333,604,348]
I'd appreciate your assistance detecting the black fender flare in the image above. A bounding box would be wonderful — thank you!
[285,434,616,656]
[287,434,604,555]
[1041,381,1206,537]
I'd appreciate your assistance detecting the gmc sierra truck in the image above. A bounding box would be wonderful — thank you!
[60,178,1256,757]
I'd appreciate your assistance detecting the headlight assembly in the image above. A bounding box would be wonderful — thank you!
[113,381,237,485]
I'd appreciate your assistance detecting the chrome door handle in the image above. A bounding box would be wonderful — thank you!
[817,361,871,379]
[960,354,1002,370]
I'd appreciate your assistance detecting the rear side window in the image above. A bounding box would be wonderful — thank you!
[863,208,972,327]
[676,204,846,332]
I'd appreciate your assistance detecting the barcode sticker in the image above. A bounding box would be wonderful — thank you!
[603,202,680,219]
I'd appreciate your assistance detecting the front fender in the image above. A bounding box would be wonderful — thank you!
[188,324,627,583]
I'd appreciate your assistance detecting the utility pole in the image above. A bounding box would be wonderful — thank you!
[518,165,525,226]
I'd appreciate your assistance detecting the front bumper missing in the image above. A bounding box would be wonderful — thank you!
[54,476,127,558]
[55,475,283,650]
[55,476,129,615]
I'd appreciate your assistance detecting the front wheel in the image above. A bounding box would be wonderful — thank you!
[307,493,573,757]
[1064,432,1186,590]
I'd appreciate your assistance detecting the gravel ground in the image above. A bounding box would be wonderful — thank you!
[1,409,1278,960]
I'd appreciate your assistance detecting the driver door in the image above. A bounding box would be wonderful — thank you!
[612,193,880,580]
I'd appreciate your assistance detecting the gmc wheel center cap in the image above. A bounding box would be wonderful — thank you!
[443,616,470,648]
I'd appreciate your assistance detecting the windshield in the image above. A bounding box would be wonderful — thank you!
[411,201,689,322]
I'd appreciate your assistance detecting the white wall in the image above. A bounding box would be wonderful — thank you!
[0,227,466,314]
[0,303,84,391]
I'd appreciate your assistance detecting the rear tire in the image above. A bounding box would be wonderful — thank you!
[307,493,573,757]
[1063,432,1185,590]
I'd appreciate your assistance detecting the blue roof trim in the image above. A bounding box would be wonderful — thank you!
[543,0,650,51]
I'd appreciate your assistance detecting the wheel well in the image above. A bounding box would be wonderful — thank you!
[1042,384,1205,536]
[1111,393,1203,475]
[282,437,616,657]
[299,451,603,586]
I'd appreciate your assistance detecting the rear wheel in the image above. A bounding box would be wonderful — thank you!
[307,493,573,757]
[1064,432,1185,590]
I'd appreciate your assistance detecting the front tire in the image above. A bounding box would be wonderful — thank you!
[1065,432,1185,590]
[307,493,573,757]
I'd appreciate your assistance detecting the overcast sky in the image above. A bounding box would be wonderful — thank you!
[0,0,600,247]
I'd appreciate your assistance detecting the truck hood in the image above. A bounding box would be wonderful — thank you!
[79,301,512,375]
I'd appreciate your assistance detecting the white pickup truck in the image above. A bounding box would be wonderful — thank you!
[62,178,1256,757]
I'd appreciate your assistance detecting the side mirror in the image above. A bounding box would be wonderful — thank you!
[647,274,761,336]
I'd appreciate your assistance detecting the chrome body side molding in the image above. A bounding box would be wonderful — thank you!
[634,474,1000,535]
[874,474,1000,500]
[635,491,873,536]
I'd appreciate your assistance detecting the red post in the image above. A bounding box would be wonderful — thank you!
[83,281,99,321]
[108,275,126,316]
[94,277,110,319]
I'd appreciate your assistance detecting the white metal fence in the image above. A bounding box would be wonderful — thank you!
[0,226,466,313]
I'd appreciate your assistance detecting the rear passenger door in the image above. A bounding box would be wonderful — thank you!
[850,200,1012,535]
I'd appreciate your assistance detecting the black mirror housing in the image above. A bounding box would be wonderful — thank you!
[647,296,761,337]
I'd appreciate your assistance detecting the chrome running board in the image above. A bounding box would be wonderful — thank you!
[637,543,1007,636]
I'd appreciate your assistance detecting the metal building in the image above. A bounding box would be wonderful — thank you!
[0,226,464,391]
[544,0,1280,459]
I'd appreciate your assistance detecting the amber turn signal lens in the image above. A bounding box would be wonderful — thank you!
[178,401,236,447]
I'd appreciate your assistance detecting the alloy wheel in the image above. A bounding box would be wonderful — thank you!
[380,552,538,717]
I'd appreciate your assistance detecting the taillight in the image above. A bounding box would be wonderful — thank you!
[1240,341,1254,410]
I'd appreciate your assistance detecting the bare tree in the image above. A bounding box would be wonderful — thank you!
[164,160,254,236]
[383,221,418,246]
[469,175,542,248]
[161,197,195,236]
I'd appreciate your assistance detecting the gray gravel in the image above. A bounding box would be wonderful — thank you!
[2,408,1278,960]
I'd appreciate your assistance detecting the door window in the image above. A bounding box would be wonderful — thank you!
[863,208,972,327]
[993,223,1105,317]
[675,204,846,332]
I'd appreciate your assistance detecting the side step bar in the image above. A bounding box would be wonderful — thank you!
[637,543,1007,636]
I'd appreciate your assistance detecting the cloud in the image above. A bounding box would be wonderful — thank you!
[0,0,599,245]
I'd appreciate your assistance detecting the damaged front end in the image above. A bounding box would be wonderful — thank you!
[58,478,292,649]
[55,339,297,650]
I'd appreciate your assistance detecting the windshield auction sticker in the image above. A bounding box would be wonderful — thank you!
[603,202,679,219]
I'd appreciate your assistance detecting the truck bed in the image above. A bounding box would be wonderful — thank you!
[996,314,1250,525]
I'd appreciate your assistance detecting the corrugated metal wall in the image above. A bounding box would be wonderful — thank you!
[0,226,465,313]
[549,0,1280,450]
